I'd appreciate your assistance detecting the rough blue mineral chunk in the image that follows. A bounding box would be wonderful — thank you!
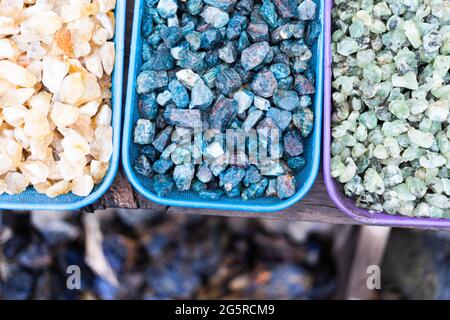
[152,174,175,197]
[260,0,279,28]
[272,0,298,19]
[190,79,214,110]
[168,80,190,108]
[293,108,314,137]
[271,24,293,43]
[200,28,223,50]
[287,156,306,171]
[137,71,168,94]
[152,126,174,152]
[247,22,270,42]
[209,97,238,132]
[226,186,241,198]
[273,90,300,111]
[294,74,316,95]
[297,0,317,21]
[284,129,304,157]
[270,63,291,79]
[237,32,251,51]
[199,189,224,200]
[220,167,246,192]
[242,178,269,200]
[266,108,292,131]
[139,93,158,120]
[156,0,178,19]
[134,155,153,177]
[185,31,202,50]
[134,119,155,145]
[142,17,153,37]
[280,40,310,57]
[141,145,158,162]
[164,109,202,128]
[244,165,262,185]
[192,179,207,192]
[197,163,213,183]
[203,0,237,12]
[173,164,195,191]
[215,68,243,96]
[276,174,296,199]
[227,13,248,40]
[160,26,182,48]
[251,70,278,98]
[202,66,222,88]
[277,76,294,90]
[142,48,174,71]
[204,50,221,69]
[153,158,174,175]
[241,41,270,71]
[218,42,238,64]
[236,0,254,14]
[177,50,206,72]
[306,18,322,46]
[187,0,203,15]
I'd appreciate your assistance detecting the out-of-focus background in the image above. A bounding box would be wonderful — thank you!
[0,211,449,300]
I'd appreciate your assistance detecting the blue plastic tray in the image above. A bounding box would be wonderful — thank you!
[123,0,324,212]
[0,1,126,211]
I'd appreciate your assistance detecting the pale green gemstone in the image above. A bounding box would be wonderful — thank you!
[352,97,362,111]
[383,164,404,187]
[373,2,392,18]
[344,176,365,196]
[414,202,431,217]
[358,111,378,129]
[427,100,449,122]
[403,20,422,49]
[349,20,366,38]
[391,72,419,90]
[352,143,367,158]
[402,146,425,161]
[342,134,357,147]
[356,49,376,67]
[393,183,416,201]
[406,176,427,198]
[382,120,408,137]
[409,98,428,115]
[419,152,447,168]
[431,85,450,99]
[433,55,450,79]
[331,156,346,178]
[442,178,450,196]
[373,144,389,159]
[363,64,383,83]
[352,10,373,26]
[369,19,387,34]
[429,206,445,218]
[425,194,450,209]
[436,131,450,153]
[381,63,396,80]
[337,37,360,56]
[355,124,368,141]
[408,128,434,149]
[383,198,403,215]
[429,177,444,194]
[364,168,385,194]
[339,158,357,183]
[384,137,401,158]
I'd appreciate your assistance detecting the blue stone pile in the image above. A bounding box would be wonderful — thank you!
[134,0,320,200]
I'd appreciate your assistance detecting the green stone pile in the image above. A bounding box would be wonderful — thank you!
[331,0,450,217]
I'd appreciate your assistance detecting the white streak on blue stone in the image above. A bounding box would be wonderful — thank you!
[201,6,230,28]
[233,90,254,114]
[157,0,178,18]
[189,79,214,109]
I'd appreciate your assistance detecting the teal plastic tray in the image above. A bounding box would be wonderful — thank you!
[0,1,126,210]
[123,0,324,212]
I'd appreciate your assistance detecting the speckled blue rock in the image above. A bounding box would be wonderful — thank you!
[192,179,207,192]
[203,0,237,12]
[266,108,292,131]
[137,71,168,94]
[236,0,254,14]
[186,31,202,50]
[134,155,153,177]
[273,90,300,111]
[294,74,316,95]
[173,164,195,191]
[272,0,298,19]
[277,76,294,90]
[226,186,242,198]
[190,79,215,110]
[152,126,174,152]
[199,189,224,200]
[220,167,246,192]
[242,178,269,200]
[241,41,270,71]
[298,0,317,21]
[260,0,278,28]
[152,174,175,197]
[209,97,238,132]
[141,145,158,162]
[276,174,296,199]
[280,40,310,57]
[218,42,238,64]
[170,42,190,60]
[237,32,251,51]
[168,80,190,109]
[153,158,174,175]
[160,26,182,48]
[271,24,293,43]
[244,165,262,186]
[215,68,243,96]
[202,66,221,88]
[164,109,202,128]
[284,129,304,157]
[242,109,264,132]
[187,0,203,15]
[139,94,158,120]
[293,108,314,137]
[177,50,206,72]
[145,0,159,7]
[270,63,291,79]
[200,28,223,50]
[305,18,321,46]
[251,70,278,98]
[287,156,306,171]
[156,0,178,18]
[157,90,172,106]
[292,59,309,73]
[142,16,154,37]
[247,22,270,42]
[227,13,248,40]
[197,163,213,183]
[134,119,155,145]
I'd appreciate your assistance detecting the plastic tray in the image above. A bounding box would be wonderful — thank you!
[123,0,324,212]
[323,0,450,228]
[0,1,126,211]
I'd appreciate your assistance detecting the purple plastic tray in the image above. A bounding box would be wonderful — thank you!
[323,0,450,229]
